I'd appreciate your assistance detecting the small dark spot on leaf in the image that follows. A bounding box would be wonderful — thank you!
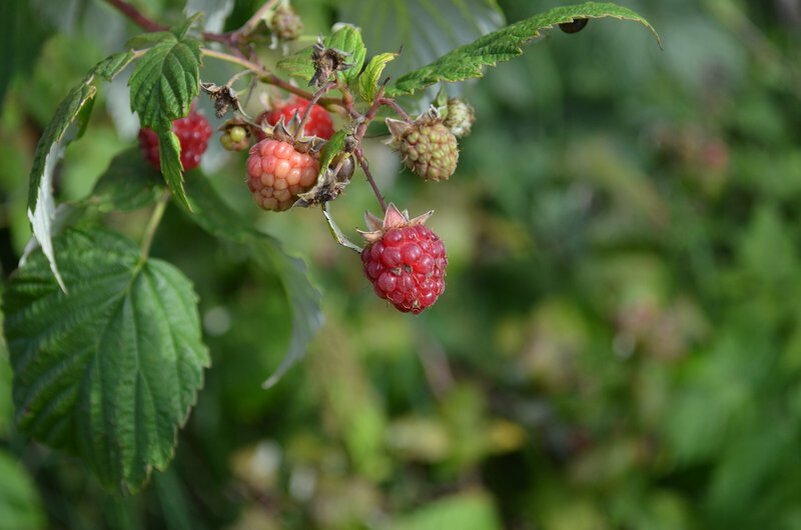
[559,18,589,34]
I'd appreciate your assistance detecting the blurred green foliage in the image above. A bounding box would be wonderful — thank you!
[2,0,801,528]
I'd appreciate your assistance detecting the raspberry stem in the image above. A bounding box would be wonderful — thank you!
[355,150,387,213]
[295,81,335,140]
[377,97,412,122]
[140,191,170,260]
[104,0,165,32]
[322,203,362,253]
[201,49,347,115]
[105,0,234,47]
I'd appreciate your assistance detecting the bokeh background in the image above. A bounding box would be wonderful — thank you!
[2,0,801,528]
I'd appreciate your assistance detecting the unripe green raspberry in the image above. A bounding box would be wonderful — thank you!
[220,125,250,151]
[271,5,303,40]
[229,126,246,143]
[443,97,475,138]
[387,118,459,182]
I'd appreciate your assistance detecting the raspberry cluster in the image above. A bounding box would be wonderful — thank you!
[360,206,447,314]
[138,109,212,170]
[246,138,320,211]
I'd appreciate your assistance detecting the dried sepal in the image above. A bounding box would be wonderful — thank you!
[292,151,355,208]
[256,116,326,155]
[385,107,442,145]
[309,39,353,87]
[201,82,242,118]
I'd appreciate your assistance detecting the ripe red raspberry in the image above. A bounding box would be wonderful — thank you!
[360,205,447,313]
[257,97,334,140]
[138,108,212,170]
[246,138,320,211]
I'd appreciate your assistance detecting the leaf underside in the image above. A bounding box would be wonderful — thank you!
[4,229,209,494]
[26,50,136,290]
[358,52,397,102]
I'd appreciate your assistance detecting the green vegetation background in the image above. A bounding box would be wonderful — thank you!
[2,0,801,528]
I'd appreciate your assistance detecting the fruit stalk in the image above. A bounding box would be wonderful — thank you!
[140,191,170,259]
[355,150,387,212]
[295,81,336,139]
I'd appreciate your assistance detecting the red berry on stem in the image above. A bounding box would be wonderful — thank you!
[138,108,212,170]
[257,97,334,140]
[360,205,447,314]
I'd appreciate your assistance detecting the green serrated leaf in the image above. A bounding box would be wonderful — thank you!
[327,24,366,82]
[4,228,209,494]
[27,82,96,292]
[339,0,505,86]
[182,177,323,388]
[28,50,136,204]
[28,82,96,207]
[75,95,95,140]
[318,130,347,177]
[126,31,175,50]
[158,130,191,211]
[27,50,140,289]
[128,34,201,129]
[276,50,316,81]
[87,148,164,212]
[357,53,397,102]
[92,50,136,81]
[277,25,366,85]
[387,1,661,97]
[173,12,205,39]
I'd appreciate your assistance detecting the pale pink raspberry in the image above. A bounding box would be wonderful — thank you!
[246,138,320,211]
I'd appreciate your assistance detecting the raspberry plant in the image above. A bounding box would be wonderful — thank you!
[7,0,658,494]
